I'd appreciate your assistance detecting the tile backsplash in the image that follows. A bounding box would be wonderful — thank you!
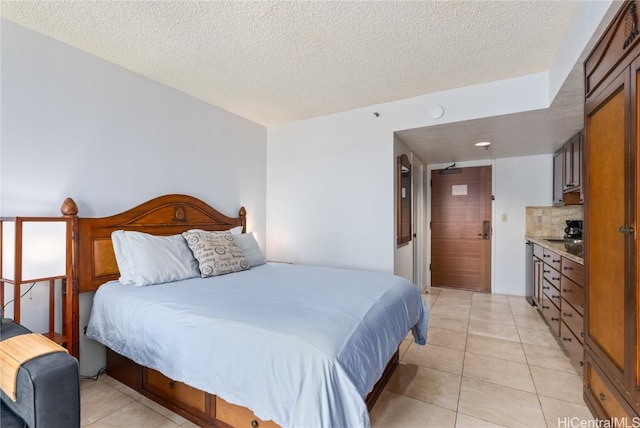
[526,206,583,237]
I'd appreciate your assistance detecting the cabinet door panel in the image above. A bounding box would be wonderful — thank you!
[552,150,564,205]
[586,356,635,422]
[564,142,573,191]
[585,73,626,372]
[533,258,543,307]
[572,134,581,189]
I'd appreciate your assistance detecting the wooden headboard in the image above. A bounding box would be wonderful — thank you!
[74,194,246,293]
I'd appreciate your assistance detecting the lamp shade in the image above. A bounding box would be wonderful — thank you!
[1,218,68,282]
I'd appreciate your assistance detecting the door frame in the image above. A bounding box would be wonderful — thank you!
[412,156,425,291]
[425,159,495,291]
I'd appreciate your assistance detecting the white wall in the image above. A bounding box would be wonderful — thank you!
[1,20,267,375]
[493,155,552,295]
[266,73,551,274]
[266,112,395,271]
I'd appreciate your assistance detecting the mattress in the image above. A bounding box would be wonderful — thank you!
[86,262,428,428]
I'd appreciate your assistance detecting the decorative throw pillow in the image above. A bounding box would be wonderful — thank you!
[182,230,250,277]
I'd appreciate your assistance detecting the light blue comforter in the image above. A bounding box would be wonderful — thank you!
[87,263,428,428]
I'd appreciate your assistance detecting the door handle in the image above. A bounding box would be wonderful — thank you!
[619,225,635,235]
[478,220,491,239]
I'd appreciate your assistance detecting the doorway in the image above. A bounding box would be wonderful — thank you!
[430,165,492,292]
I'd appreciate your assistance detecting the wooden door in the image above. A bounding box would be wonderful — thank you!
[431,166,492,292]
[584,68,628,385]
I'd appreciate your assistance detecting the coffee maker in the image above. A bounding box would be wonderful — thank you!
[564,220,583,239]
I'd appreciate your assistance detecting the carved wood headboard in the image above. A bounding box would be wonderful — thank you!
[73,194,246,293]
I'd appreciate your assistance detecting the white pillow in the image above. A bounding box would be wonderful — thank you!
[232,233,266,267]
[111,230,200,286]
[111,231,136,285]
[228,226,244,235]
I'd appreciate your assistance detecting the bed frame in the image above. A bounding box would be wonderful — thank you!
[72,194,398,427]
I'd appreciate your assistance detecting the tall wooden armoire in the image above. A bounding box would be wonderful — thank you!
[583,0,640,420]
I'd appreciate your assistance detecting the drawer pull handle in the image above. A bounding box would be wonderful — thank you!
[599,393,606,401]
[169,381,175,389]
[552,277,560,281]
[543,286,550,290]
[579,361,584,367]
[544,255,550,258]
[551,317,559,321]
[562,337,572,342]
[544,270,550,273]
[553,259,560,263]
[564,266,574,271]
[552,295,559,299]
[562,288,572,293]
[251,420,259,428]
[581,332,585,338]
[563,312,572,317]
[542,305,550,309]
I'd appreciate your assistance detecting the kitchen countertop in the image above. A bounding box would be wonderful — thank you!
[526,236,584,265]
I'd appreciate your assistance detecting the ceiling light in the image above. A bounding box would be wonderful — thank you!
[475,141,491,148]
[430,105,444,119]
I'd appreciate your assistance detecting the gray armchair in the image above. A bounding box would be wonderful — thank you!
[0,320,80,428]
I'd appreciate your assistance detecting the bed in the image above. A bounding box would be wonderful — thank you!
[76,194,428,428]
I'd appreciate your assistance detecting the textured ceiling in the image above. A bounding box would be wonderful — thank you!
[1,0,579,127]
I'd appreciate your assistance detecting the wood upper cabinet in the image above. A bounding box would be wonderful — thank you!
[553,133,582,206]
[563,132,582,192]
[583,0,640,421]
[552,150,564,206]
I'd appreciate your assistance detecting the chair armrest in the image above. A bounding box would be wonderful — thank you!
[1,321,80,428]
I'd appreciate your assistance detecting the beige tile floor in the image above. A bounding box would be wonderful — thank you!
[80,287,594,427]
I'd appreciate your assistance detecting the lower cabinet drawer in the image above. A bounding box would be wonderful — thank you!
[542,281,561,308]
[541,293,560,336]
[560,299,584,342]
[560,321,583,365]
[586,357,634,423]
[543,267,561,291]
[144,369,207,414]
[216,397,280,428]
[561,257,584,286]
[561,275,584,316]
[543,248,562,271]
